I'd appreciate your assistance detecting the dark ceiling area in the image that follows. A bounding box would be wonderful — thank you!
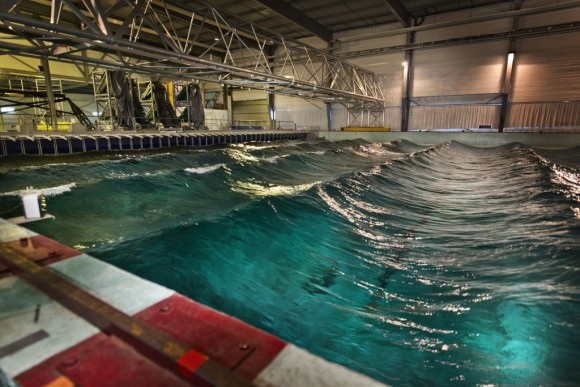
[202,0,514,42]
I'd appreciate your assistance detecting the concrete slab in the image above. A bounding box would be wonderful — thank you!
[51,254,174,316]
[0,276,99,378]
[0,218,36,243]
[255,344,387,387]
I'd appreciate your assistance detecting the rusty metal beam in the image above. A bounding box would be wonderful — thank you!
[0,244,254,387]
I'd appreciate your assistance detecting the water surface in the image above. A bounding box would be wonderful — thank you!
[1,139,579,385]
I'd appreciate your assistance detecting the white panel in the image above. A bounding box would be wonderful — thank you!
[385,107,402,131]
[332,106,349,131]
[276,95,325,111]
[232,89,267,101]
[232,89,268,123]
[53,254,174,316]
[276,109,326,130]
[413,41,507,97]
[409,105,500,130]
[205,108,229,130]
[511,32,580,102]
[507,101,580,129]
[347,53,404,105]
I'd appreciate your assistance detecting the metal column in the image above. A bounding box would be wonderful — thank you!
[499,0,521,133]
[401,31,415,132]
[40,56,59,131]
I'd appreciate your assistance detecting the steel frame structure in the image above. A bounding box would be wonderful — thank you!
[0,0,386,113]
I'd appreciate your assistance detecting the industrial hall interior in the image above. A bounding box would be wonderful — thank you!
[0,0,579,140]
[1,1,580,387]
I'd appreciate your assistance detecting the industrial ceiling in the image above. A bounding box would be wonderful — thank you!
[202,0,513,41]
[0,0,577,108]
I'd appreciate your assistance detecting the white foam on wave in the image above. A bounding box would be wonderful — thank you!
[1,182,77,197]
[263,156,280,163]
[232,181,320,197]
[105,170,168,180]
[184,163,225,174]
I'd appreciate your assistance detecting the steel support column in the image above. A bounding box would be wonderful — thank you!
[499,0,521,133]
[268,92,275,130]
[326,103,333,131]
[401,31,415,132]
[40,56,59,131]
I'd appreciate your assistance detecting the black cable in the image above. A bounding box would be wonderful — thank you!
[0,202,22,216]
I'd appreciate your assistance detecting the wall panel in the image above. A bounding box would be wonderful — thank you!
[511,32,580,102]
[413,41,507,97]
[410,105,500,130]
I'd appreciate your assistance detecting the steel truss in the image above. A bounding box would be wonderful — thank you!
[0,0,386,112]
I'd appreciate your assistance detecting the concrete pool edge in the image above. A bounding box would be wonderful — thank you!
[0,218,386,386]
[317,131,580,149]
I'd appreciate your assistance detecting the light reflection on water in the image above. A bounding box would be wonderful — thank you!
[1,139,578,385]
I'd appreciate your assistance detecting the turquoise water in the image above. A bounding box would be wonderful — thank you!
[1,139,579,385]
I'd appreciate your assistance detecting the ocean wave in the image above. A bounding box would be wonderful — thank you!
[184,164,225,174]
[231,180,320,197]
[0,182,76,197]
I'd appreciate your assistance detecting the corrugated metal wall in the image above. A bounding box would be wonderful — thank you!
[231,90,269,125]
[413,41,507,97]
[275,95,326,129]
[511,32,580,102]
[242,1,580,132]
[410,105,500,130]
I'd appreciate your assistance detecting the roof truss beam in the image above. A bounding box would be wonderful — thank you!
[253,0,333,42]
[383,0,410,28]
[0,2,384,108]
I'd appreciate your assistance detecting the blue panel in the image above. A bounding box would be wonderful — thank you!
[40,139,56,154]
[4,140,21,155]
[109,138,120,150]
[121,137,131,150]
[70,139,84,153]
[23,139,40,155]
[85,138,97,152]
[96,138,108,150]
[56,139,70,154]
[142,136,151,149]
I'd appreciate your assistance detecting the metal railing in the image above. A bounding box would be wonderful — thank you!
[0,113,300,134]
